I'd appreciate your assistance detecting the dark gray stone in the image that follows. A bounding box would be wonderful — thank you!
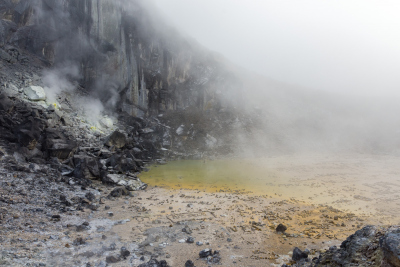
[199,248,212,258]
[380,230,400,267]
[276,223,287,233]
[105,255,119,264]
[104,131,126,149]
[292,247,308,262]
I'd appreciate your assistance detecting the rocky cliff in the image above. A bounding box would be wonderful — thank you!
[1,0,241,117]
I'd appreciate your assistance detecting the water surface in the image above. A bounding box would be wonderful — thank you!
[140,154,400,223]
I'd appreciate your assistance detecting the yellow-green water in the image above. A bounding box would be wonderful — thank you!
[139,158,283,194]
[138,155,400,222]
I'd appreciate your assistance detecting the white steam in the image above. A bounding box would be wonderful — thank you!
[42,63,80,104]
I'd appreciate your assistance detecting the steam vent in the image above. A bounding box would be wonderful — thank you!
[1,0,400,266]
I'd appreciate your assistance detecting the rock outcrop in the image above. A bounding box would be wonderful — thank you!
[285,225,400,267]
[1,0,241,117]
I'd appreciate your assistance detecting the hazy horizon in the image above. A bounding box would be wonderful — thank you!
[152,0,400,97]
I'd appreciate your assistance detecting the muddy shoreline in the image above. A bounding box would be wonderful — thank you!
[0,157,384,266]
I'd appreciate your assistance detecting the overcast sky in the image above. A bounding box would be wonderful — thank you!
[152,0,400,96]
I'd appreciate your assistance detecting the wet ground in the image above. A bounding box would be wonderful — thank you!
[140,153,400,224]
[1,153,398,266]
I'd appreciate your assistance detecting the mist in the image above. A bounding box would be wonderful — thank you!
[30,0,400,155]
[153,0,400,97]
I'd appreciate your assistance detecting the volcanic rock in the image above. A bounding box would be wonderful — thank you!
[73,155,101,179]
[380,229,400,266]
[105,255,119,264]
[108,187,129,198]
[199,248,212,258]
[292,247,308,262]
[138,259,170,267]
[185,260,195,267]
[104,131,126,149]
[125,179,147,191]
[120,246,130,258]
[23,86,46,101]
[276,223,287,233]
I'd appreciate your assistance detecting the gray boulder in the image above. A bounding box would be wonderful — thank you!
[380,228,400,266]
[104,131,126,149]
[24,86,46,101]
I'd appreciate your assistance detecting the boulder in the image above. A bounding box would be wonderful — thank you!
[105,255,119,264]
[104,131,126,149]
[24,86,46,101]
[73,155,101,179]
[292,247,308,262]
[99,116,113,128]
[0,49,11,61]
[380,229,400,266]
[125,178,147,191]
[107,154,138,172]
[104,173,122,184]
[276,223,287,233]
[199,248,212,258]
[185,260,195,267]
[46,139,76,159]
[16,117,44,149]
[43,129,76,159]
[3,83,19,97]
[0,93,12,112]
[108,187,129,198]
[176,125,185,136]
[138,259,170,267]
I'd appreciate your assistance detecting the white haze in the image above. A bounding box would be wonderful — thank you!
[153,0,400,97]
[42,62,80,103]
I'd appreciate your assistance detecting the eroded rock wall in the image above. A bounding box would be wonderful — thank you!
[1,0,239,117]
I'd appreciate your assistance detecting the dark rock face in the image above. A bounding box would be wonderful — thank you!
[43,129,76,159]
[73,155,101,179]
[1,0,241,117]
[380,229,400,267]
